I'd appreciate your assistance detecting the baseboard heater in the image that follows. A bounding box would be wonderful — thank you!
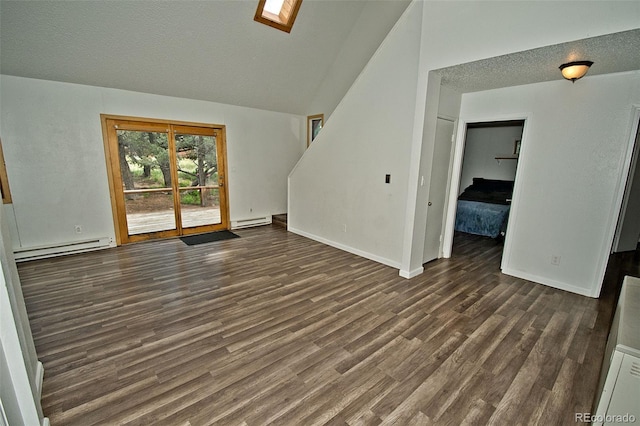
[231,216,272,229]
[14,237,112,262]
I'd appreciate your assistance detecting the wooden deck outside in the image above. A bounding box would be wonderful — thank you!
[127,207,221,234]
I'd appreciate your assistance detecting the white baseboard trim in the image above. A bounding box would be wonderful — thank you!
[14,237,113,262]
[231,216,272,229]
[36,361,44,399]
[288,227,401,270]
[501,267,596,298]
[399,267,424,279]
[37,360,49,426]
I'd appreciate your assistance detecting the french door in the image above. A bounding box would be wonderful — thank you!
[102,116,229,244]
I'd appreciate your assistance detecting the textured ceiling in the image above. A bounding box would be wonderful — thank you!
[2,1,638,115]
[0,0,410,115]
[436,29,640,93]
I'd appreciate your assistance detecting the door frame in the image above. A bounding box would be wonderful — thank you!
[442,114,530,270]
[423,116,456,264]
[612,106,640,253]
[100,114,230,245]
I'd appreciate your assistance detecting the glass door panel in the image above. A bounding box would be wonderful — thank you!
[174,131,222,229]
[104,117,228,244]
[116,129,177,235]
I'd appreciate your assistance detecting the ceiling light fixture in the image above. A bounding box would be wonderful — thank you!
[559,60,594,82]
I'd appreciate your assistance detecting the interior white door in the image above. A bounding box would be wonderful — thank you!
[424,118,455,263]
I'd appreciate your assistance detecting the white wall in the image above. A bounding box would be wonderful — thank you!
[459,125,522,193]
[289,1,640,282]
[289,2,423,268]
[0,75,305,251]
[459,72,640,297]
[404,0,640,279]
[0,202,46,425]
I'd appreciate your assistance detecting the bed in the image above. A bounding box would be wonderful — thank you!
[454,178,514,239]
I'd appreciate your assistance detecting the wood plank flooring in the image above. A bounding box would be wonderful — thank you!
[17,226,633,425]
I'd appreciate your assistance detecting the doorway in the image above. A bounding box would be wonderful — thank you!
[102,115,229,244]
[443,119,525,260]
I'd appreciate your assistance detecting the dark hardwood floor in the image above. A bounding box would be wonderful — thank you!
[17,226,636,425]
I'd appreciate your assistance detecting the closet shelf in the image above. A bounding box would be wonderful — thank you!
[495,155,519,164]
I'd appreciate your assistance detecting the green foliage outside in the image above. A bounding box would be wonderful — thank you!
[180,190,201,205]
[117,130,219,206]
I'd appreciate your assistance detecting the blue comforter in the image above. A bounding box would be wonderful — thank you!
[454,200,510,238]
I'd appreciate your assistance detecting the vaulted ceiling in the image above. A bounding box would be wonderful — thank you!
[2,1,638,118]
[0,0,410,115]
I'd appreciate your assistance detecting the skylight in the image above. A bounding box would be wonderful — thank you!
[254,0,302,33]
[264,0,286,15]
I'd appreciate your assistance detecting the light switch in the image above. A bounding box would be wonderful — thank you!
[385,174,391,184]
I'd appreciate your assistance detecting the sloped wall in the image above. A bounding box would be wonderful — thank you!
[289,0,640,294]
[288,2,423,268]
[305,0,411,119]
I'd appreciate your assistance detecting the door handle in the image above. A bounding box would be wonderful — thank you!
[428,202,432,206]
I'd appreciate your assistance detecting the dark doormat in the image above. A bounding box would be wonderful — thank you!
[179,230,240,246]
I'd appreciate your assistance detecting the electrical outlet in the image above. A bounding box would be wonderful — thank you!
[551,255,561,266]
[74,225,83,234]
